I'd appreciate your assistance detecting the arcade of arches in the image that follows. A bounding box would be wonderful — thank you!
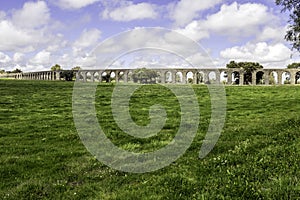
[2,68,300,85]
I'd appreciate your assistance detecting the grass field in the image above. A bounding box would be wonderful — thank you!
[0,79,300,199]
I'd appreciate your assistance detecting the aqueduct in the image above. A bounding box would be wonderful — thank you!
[1,68,300,85]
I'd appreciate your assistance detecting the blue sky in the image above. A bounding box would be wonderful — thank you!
[0,0,298,72]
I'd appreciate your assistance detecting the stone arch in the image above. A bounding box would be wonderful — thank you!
[94,72,100,82]
[118,71,125,83]
[256,71,264,85]
[186,71,194,84]
[232,71,240,85]
[175,71,183,83]
[156,71,162,83]
[86,72,93,82]
[59,71,63,81]
[101,71,109,82]
[47,72,51,80]
[269,71,278,85]
[295,71,300,84]
[79,71,85,82]
[165,71,173,83]
[220,71,227,84]
[282,71,291,84]
[243,71,252,85]
[127,71,133,83]
[110,71,116,82]
[208,71,216,84]
[197,71,205,84]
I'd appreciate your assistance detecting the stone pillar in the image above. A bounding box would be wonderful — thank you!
[98,71,103,82]
[75,72,80,81]
[216,72,221,84]
[290,71,296,85]
[161,71,166,83]
[182,71,186,84]
[124,71,128,83]
[278,71,283,85]
[264,72,270,85]
[201,72,206,84]
[91,72,95,82]
[115,71,119,83]
[193,72,197,84]
[172,71,176,84]
[239,72,244,86]
[56,71,61,80]
[252,72,256,85]
[227,72,232,85]
[82,72,87,82]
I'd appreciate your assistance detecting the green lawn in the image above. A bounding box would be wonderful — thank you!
[0,79,300,199]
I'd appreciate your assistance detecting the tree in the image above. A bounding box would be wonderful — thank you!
[51,64,62,71]
[72,66,81,71]
[287,63,300,82]
[132,68,158,84]
[0,69,5,74]
[61,71,74,81]
[226,61,263,84]
[11,68,22,73]
[287,62,300,69]
[276,0,300,51]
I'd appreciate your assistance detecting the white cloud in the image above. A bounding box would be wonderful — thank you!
[220,42,292,67]
[170,0,222,27]
[0,52,11,63]
[86,28,213,70]
[256,26,287,42]
[178,2,280,42]
[102,2,158,21]
[74,29,101,49]
[74,55,97,68]
[0,20,33,51]
[13,53,25,63]
[0,1,61,53]
[0,11,6,20]
[12,1,50,29]
[23,64,50,72]
[186,51,220,67]
[73,28,101,57]
[176,20,209,41]
[54,0,100,10]
[30,50,51,66]
[205,2,277,37]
